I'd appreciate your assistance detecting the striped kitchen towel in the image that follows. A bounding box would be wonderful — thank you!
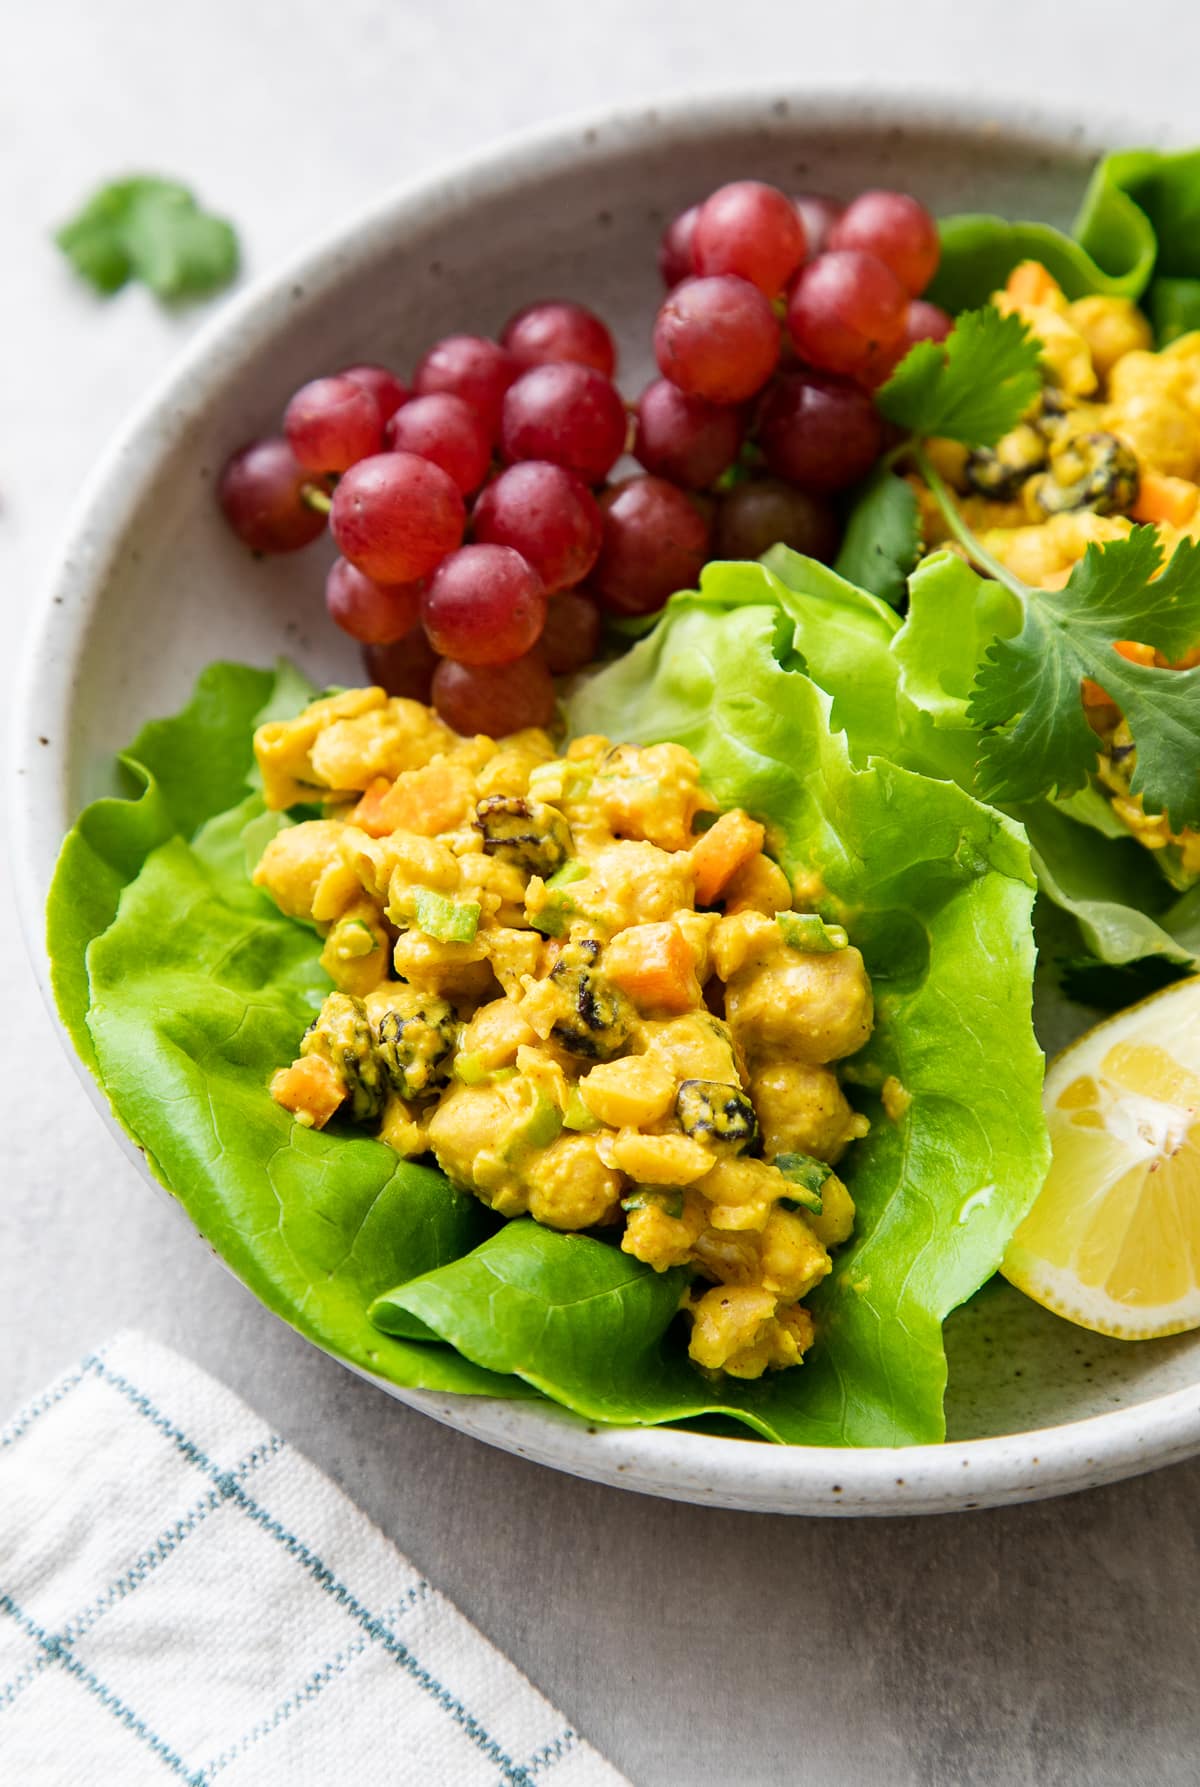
[0,1333,628,1786]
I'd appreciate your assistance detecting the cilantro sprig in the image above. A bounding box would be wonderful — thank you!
[873,304,1200,830]
[56,176,239,303]
[970,531,1200,826]
[877,305,1044,446]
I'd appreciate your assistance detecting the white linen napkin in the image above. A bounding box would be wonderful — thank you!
[0,1333,629,1786]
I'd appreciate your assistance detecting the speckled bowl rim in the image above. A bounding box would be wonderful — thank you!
[13,84,1200,1515]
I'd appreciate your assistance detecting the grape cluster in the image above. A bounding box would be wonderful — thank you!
[218,304,618,733]
[217,180,950,733]
[652,181,950,528]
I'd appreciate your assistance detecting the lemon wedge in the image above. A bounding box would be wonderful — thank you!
[1001,976,1200,1338]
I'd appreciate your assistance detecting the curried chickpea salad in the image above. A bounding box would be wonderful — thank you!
[254,686,874,1380]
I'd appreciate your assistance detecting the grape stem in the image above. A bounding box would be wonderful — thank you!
[300,482,333,515]
[913,445,1030,602]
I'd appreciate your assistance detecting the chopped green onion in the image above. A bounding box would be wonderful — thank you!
[412,888,480,943]
[778,912,848,953]
[774,1151,832,1214]
[621,1187,684,1218]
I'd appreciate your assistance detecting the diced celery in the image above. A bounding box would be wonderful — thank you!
[328,917,377,961]
[412,888,481,942]
[562,1087,603,1132]
[546,860,589,889]
[501,1087,563,1160]
[778,911,848,953]
[453,1052,489,1086]
[523,1093,564,1150]
[528,892,575,938]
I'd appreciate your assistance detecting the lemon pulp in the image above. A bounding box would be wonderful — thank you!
[1001,978,1200,1338]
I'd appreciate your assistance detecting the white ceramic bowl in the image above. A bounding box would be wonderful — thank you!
[15,90,1200,1515]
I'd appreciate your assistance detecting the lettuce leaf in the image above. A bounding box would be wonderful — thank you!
[762,548,1200,970]
[48,662,519,1400]
[392,596,1048,1445]
[930,147,1200,335]
[832,469,921,607]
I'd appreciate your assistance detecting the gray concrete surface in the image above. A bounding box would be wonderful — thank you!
[3,4,1199,1781]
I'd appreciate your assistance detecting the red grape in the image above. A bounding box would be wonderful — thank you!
[331,452,465,583]
[363,628,439,703]
[339,362,409,422]
[791,194,843,260]
[904,299,953,346]
[786,250,908,378]
[433,652,557,735]
[284,375,383,473]
[412,335,520,437]
[693,180,807,298]
[217,437,328,554]
[501,301,616,377]
[714,478,839,563]
[500,363,627,484]
[384,393,492,496]
[539,589,602,673]
[422,544,547,665]
[856,297,956,389]
[855,336,908,390]
[471,461,602,592]
[325,558,425,645]
[633,378,743,489]
[593,476,712,616]
[755,370,883,492]
[828,190,940,297]
[659,205,700,287]
[653,276,779,405]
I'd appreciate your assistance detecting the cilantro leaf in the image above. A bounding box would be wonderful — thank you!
[56,177,239,303]
[969,530,1200,828]
[877,306,1043,448]
[833,469,921,608]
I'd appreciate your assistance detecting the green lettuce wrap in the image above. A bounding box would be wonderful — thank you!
[48,596,1048,1447]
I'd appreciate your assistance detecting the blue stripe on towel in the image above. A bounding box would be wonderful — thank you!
[69,1356,539,1786]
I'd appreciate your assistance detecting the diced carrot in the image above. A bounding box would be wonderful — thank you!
[350,777,395,837]
[1082,638,1156,721]
[1114,639,1156,666]
[603,923,699,1014]
[689,810,766,906]
[269,1056,344,1128]
[1005,260,1062,307]
[1081,678,1113,712]
[1130,472,1199,528]
[362,760,472,838]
